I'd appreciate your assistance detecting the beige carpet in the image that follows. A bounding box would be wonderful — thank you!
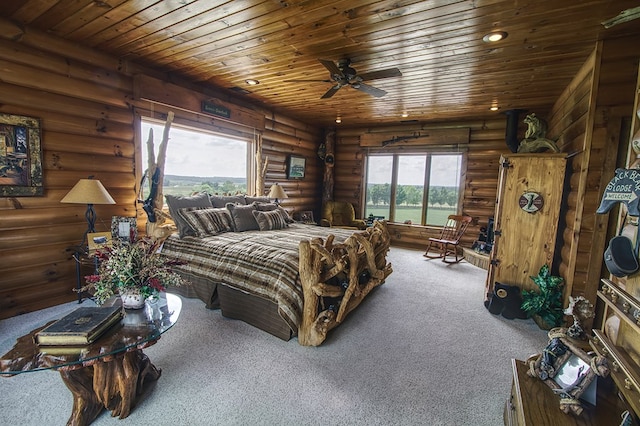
[0,246,548,425]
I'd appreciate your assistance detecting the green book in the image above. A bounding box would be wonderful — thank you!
[36,306,123,346]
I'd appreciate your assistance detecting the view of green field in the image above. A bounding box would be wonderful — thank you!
[364,183,459,225]
[366,206,456,225]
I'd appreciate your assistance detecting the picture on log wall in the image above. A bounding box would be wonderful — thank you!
[287,155,306,179]
[0,113,43,196]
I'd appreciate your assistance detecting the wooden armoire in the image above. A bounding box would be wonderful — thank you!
[486,153,567,298]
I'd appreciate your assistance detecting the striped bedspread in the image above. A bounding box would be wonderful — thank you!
[160,224,356,331]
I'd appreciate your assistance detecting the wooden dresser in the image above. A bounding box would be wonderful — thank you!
[505,359,630,425]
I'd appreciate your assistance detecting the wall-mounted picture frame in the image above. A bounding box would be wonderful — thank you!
[87,232,112,253]
[287,155,306,179]
[111,216,137,242]
[0,113,43,196]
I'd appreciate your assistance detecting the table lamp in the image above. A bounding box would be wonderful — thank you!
[61,176,116,245]
[268,183,288,204]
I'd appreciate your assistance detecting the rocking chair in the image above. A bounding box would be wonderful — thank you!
[423,215,473,263]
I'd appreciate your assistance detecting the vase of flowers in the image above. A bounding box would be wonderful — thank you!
[80,237,187,308]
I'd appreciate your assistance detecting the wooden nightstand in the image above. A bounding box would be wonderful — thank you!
[69,246,98,303]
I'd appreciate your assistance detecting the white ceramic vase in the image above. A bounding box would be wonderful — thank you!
[120,288,146,309]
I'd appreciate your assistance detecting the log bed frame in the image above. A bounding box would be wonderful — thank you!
[298,221,392,346]
[169,221,393,346]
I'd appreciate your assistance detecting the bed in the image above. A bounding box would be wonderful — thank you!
[161,220,392,346]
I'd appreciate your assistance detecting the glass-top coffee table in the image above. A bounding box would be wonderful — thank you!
[0,292,181,426]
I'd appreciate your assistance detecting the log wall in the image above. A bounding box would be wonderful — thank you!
[0,19,322,319]
[548,36,640,312]
[334,119,512,249]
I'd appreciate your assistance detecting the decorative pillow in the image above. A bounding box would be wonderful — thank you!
[255,202,278,211]
[178,207,233,237]
[255,202,294,223]
[245,196,271,204]
[252,209,288,231]
[165,193,213,237]
[210,194,247,208]
[226,203,259,232]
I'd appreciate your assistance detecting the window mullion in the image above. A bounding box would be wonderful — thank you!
[422,154,431,226]
[389,154,399,222]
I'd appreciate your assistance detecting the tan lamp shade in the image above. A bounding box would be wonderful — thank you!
[268,183,287,201]
[61,179,116,205]
[61,178,116,240]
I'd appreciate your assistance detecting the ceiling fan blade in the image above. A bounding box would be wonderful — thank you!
[602,6,640,28]
[283,79,332,83]
[321,85,341,99]
[318,59,342,76]
[353,83,387,98]
[357,68,402,81]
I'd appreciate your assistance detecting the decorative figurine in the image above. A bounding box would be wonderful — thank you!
[517,113,560,153]
[564,296,595,340]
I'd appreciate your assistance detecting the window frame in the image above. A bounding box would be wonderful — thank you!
[136,112,256,203]
[363,151,464,226]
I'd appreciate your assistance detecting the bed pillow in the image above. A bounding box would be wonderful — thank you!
[165,193,213,237]
[255,202,294,223]
[178,207,233,237]
[226,203,259,232]
[252,209,289,231]
[245,196,271,204]
[210,194,247,208]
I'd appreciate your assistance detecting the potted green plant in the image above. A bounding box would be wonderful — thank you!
[520,264,565,330]
[79,237,187,308]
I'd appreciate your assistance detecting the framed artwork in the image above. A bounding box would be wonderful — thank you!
[111,216,137,242]
[0,113,43,196]
[528,332,609,415]
[287,155,306,179]
[298,210,315,224]
[87,232,112,253]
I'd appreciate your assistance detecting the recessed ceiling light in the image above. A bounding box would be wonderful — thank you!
[335,117,342,124]
[490,106,500,111]
[401,112,409,118]
[245,79,260,85]
[483,31,508,43]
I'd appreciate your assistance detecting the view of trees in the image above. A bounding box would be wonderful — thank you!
[155,175,247,198]
[366,183,458,207]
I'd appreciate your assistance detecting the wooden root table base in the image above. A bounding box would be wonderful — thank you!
[59,349,161,426]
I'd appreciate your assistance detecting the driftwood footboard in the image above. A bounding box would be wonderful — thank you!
[298,221,393,346]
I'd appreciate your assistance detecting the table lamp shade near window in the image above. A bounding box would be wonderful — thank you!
[268,183,287,204]
[61,178,116,241]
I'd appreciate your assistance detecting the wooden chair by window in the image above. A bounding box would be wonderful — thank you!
[423,215,473,263]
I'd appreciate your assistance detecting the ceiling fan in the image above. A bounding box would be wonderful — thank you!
[285,58,402,99]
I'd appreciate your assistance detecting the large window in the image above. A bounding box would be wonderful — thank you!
[365,153,462,226]
[140,119,251,200]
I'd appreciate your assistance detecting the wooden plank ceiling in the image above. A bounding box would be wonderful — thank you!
[1,0,639,127]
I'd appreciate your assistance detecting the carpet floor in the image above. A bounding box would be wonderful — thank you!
[0,246,548,425]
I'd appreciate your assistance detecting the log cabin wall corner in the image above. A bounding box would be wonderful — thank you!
[0,19,323,320]
[548,36,640,321]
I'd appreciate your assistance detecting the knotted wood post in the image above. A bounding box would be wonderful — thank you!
[297,222,393,346]
[322,129,335,203]
[145,112,175,240]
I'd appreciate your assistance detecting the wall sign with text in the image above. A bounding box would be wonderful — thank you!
[597,168,640,216]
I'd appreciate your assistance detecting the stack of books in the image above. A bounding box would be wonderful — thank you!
[36,306,123,348]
